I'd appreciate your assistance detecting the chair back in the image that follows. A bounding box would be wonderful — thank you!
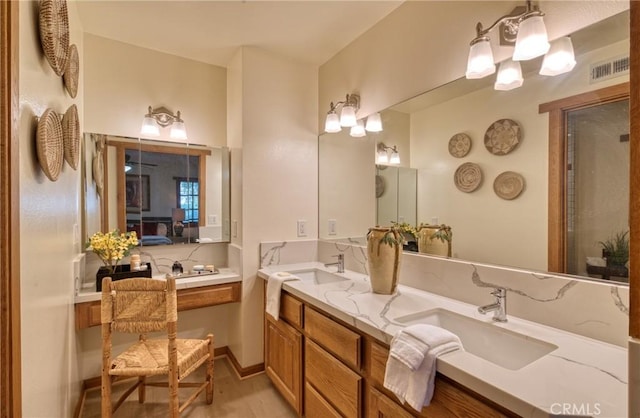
[101,277,177,334]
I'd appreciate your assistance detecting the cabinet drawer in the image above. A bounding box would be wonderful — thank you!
[305,381,341,418]
[304,306,361,369]
[305,340,361,418]
[368,386,413,418]
[280,292,303,329]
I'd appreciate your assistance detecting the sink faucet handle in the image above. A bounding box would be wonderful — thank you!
[491,287,506,298]
[334,254,344,260]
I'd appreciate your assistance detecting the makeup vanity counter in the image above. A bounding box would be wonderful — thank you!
[258,262,627,418]
[75,269,241,329]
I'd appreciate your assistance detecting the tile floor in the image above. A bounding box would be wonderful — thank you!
[82,357,297,417]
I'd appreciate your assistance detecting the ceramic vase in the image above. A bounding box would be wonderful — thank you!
[417,225,451,257]
[367,227,402,294]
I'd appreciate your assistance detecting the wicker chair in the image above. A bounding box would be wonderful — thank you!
[101,277,214,417]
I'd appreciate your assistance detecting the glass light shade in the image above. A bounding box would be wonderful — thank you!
[513,15,550,61]
[389,151,400,165]
[494,59,524,91]
[365,113,383,132]
[376,150,389,164]
[350,120,366,137]
[140,116,160,136]
[124,165,132,173]
[325,112,341,133]
[539,36,576,76]
[170,121,188,140]
[340,105,357,127]
[465,39,496,79]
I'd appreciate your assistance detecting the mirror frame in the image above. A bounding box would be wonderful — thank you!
[540,82,630,274]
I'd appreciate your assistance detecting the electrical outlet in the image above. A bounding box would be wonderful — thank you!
[328,219,337,235]
[431,217,439,225]
[398,216,405,223]
[73,223,79,246]
[232,220,238,238]
[297,220,307,237]
[208,214,217,225]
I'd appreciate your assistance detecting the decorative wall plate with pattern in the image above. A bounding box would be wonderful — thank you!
[454,162,483,193]
[448,133,472,158]
[37,108,64,181]
[62,104,80,170]
[484,119,522,156]
[39,0,70,76]
[63,44,79,98]
[494,171,525,200]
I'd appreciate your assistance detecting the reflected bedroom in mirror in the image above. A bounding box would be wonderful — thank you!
[318,9,630,284]
[82,133,231,247]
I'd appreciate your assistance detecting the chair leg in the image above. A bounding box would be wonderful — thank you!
[138,376,146,403]
[101,375,112,418]
[206,333,214,404]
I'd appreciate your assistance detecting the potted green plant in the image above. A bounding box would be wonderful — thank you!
[599,230,629,267]
[416,223,452,257]
[366,225,403,294]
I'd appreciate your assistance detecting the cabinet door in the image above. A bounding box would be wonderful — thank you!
[265,316,303,415]
[368,386,414,418]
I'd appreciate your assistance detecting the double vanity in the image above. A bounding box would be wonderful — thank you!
[258,262,627,417]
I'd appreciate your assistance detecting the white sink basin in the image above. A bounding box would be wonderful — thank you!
[394,308,558,370]
[293,269,349,285]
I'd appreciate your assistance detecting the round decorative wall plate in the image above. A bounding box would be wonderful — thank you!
[39,0,70,76]
[448,133,472,158]
[63,44,79,98]
[37,108,64,181]
[62,104,80,170]
[494,171,525,200]
[375,175,385,198]
[484,119,522,156]
[454,162,483,193]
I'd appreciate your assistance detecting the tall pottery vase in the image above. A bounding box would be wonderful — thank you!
[417,225,452,257]
[367,227,402,294]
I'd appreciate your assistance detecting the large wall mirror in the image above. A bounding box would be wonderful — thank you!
[319,7,630,284]
[82,133,230,246]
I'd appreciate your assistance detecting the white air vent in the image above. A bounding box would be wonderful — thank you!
[590,55,629,83]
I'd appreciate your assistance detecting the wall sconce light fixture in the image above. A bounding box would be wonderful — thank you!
[324,93,383,136]
[465,1,575,90]
[140,106,188,140]
[376,143,400,165]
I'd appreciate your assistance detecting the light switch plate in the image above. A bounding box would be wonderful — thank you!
[297,220,307,237]
[208,215,217,225]
[328,219,337,235]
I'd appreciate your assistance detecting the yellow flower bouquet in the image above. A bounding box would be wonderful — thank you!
[86,229,139,274]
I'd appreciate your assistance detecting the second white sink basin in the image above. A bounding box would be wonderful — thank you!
[293,269,349,285]
[394,308,558,370]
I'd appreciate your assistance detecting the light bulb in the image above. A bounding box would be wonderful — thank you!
[539,36,576,76]
[494,59,524,91]
[389,150,400,165]
[376,150,389,164]
[350,120,366,137]
[365,113,383,132]
[140,116,160,136]
[170,121,188,140]
[513,15,550,61]
[324,112,341,133]
[465,38,495,79]
[340,105,357,127]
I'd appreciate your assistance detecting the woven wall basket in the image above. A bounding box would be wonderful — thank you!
[37,109,64,181]
[62,104,80,170]
[63,44,79,98]
[39,0,70,76]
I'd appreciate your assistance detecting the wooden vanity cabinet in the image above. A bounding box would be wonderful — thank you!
[264,286,516,418]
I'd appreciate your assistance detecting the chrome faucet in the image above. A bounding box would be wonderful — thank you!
[324,254,345,273]
[478,287,507,322]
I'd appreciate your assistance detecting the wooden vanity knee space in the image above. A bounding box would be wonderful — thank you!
[264,284,517,418]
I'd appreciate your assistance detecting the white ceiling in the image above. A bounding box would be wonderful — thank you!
[76,1,404,68]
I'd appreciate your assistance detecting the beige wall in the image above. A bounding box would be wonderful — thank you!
[18,1,84,415]
[227,47,318,367]
[83,33,226,147]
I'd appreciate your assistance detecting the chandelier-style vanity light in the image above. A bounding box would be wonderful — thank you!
[140,106,188,140]
[465,1,575,90]
[324,93,383,136]
[376,143,400,165]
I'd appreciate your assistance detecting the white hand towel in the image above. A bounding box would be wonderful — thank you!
[265,272,300,321]
[384,324,463,412]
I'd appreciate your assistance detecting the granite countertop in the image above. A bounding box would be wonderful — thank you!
[258,262,627,418]
[75,268,241,304]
